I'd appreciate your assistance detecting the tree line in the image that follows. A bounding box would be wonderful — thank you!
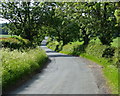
[0,1,119,46]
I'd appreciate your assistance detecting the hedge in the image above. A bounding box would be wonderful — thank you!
[0,36,31,50]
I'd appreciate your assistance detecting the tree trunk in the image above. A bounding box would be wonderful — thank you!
[83,35,90,45]
[82,28,90,45]
[62,39,68,46]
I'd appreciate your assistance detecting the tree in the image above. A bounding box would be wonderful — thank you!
[69,2,96,45]
[47,2,80,49]
[96,3,117,45]
[72,2,117,45]
[0,1,50,44]
[47,2,117,46]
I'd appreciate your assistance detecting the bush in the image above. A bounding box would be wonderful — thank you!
[102,47,115,58]
[0,37,32,50]
[0,37,21,49]
[1,48,48,89]
[60,41,119,67]
[60,43,81,55]
[47,40,63,52]
[85,43,119,67]
[12,36,32,48]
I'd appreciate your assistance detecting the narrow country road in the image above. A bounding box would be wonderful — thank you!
[10,39,108,94]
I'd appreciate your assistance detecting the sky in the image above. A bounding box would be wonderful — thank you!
[0,18,9,24]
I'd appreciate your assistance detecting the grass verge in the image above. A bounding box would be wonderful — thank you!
[80,53,118,94]
[1,47,48,91]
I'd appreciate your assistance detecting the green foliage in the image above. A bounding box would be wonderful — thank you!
[0,37,32,50]
[1,48,48,90]
[46,3,80,46]
[60,42,85,55]
[114,9,120,23]
[47,39,63,51]
[0,23,8,34]
[112,47,120,68]
[0,2,119,46]
[102,47,115,58]
[12,36,33,48]
[0,37,21,49]
[45,2,118,46]
[47,40,58,51]
[47,38,84,55]
[111,37,119,47]
[0,2,49,43]
[114,1,120,25]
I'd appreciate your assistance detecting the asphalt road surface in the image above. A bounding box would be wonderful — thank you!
[10,39,108,94]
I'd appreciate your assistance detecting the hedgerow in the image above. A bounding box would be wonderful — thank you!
[0,36,32,50]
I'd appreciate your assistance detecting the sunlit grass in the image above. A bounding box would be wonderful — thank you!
[80,53,118,94]
[1,48,48,89]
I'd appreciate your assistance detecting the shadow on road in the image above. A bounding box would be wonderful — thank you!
[41,43,46,46]
[48,54,73,57]
[46,50,56,53]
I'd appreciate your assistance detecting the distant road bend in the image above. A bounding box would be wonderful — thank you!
[10,38,109,94]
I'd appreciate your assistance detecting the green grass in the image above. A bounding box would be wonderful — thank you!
[1,47,48,89]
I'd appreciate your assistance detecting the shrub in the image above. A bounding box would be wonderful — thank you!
[102,47,115,58]
[0,37,32,50]
[60,43,81,55]
[1,48,48,89]
[60,41,119,67]
[12,36,32,48]
[47,40,63,51]
[0,37,21,50]
[85,42,107,58]
[60,41,85,56]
